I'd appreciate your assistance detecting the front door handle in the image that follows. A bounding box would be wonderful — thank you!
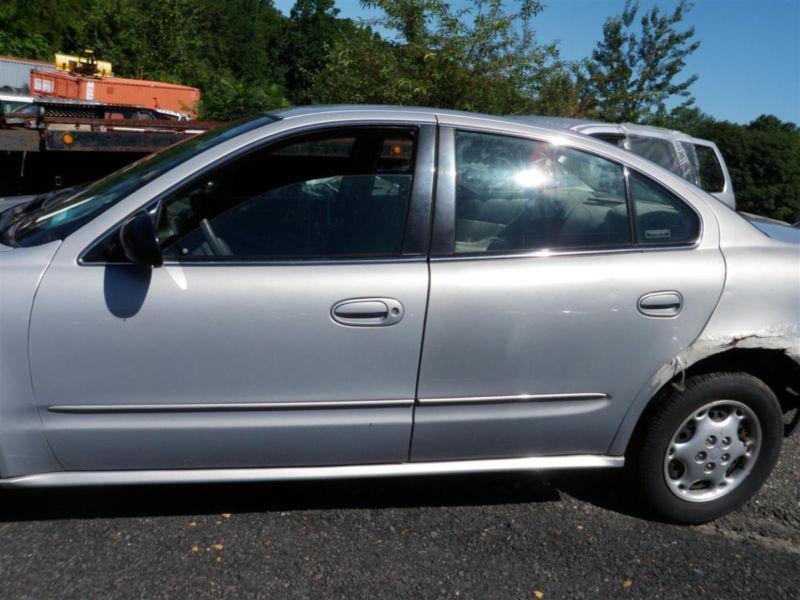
[331,298,404,327]
[638,291,683,317]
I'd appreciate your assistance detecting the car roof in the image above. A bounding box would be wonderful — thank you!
[271,105,698,143]
[270,105,639,147]
[272,104,500,124]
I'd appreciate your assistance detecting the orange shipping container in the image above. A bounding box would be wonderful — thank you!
[31,70,200,118]
[30,69,80,98]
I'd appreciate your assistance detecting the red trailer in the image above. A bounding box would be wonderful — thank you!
[31,70,200,118]
[30,69,80,98]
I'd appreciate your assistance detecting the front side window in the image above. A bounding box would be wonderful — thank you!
[630,171,699,244]
[453,130,630,253]
[157,128,416,259]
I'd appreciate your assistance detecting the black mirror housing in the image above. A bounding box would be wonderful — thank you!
[119,211,163,268]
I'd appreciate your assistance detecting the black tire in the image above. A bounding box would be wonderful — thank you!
[627,372,783,524]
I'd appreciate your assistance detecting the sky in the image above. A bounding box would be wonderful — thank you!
[273,0,800,124]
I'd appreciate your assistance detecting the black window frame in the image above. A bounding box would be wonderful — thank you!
[430,126,702,257]
[589,132,626,148]
[81,122,436,265]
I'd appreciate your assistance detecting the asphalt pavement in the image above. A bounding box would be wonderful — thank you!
[0,435,797,599]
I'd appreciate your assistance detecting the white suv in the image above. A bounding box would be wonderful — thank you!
[515,117,735,209]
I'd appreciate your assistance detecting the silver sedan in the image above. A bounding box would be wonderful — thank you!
[0,106,797,524]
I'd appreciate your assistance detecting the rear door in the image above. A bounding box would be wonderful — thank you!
[29,121,436,470]
[411,122,725,461]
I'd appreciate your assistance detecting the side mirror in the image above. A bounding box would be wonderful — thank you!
[119,211,163,268]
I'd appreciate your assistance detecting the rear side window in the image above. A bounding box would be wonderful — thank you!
[678,142,701,185]
[694,144,725,193]
[630,171,699,244]
[453,131,631,253]
[628,135,680,174]
[627,136,700,187]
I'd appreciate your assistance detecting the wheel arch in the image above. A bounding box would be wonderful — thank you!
[609,342,800,456]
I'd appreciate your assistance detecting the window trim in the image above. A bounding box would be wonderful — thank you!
[80,123,436,266]
[430,126,702,259]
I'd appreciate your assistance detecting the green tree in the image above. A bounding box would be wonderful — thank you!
[201,78,288,122]
[311,29,408,104]
[0,1,49,59]
[748,114,798,134]
[314,0,563,114]
[283,0,363,105]
[0,0,90,60]
[577,0,699,122]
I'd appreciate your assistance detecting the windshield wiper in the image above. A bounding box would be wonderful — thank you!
[0,184,88,246]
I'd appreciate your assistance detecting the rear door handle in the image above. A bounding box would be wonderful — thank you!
[331,298,404,327]
[638,291,683,317]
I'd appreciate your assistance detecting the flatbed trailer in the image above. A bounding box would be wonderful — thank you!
[0,112,220,196]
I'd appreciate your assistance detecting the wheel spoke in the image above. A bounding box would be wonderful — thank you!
[671,442,696,463]
[728,437,750,462]
[684,460,707,483]
[692,414,716,440]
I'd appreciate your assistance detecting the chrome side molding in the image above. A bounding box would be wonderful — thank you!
[47,399,415,413]
[1,455,624,488]
[47,394,607,413]
[417,393,609,405]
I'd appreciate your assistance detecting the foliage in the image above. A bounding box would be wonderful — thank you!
[707,119,799,223]
[576,0,699,122]
[0,0,88,59]
[282,0,363,105]
[201,78,289,122]
[315,0,569,114]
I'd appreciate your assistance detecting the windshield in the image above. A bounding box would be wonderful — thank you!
[0,115,276,247]
[2,100,36,113]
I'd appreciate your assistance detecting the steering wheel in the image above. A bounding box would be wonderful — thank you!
[199,218,232,256]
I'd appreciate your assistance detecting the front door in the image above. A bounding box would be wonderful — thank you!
[29,124,434,470]
[412,126,725,461]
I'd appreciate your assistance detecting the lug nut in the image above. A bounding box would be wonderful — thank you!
[695,452,707,462]
[705,436,717,447]
[705,462,715,472]
[721,453,731,462]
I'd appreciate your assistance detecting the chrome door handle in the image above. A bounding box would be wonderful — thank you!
[331,298,404,327]
[638,291,683,317]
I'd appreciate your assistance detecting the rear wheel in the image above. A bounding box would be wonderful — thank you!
[629,372,783,524]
